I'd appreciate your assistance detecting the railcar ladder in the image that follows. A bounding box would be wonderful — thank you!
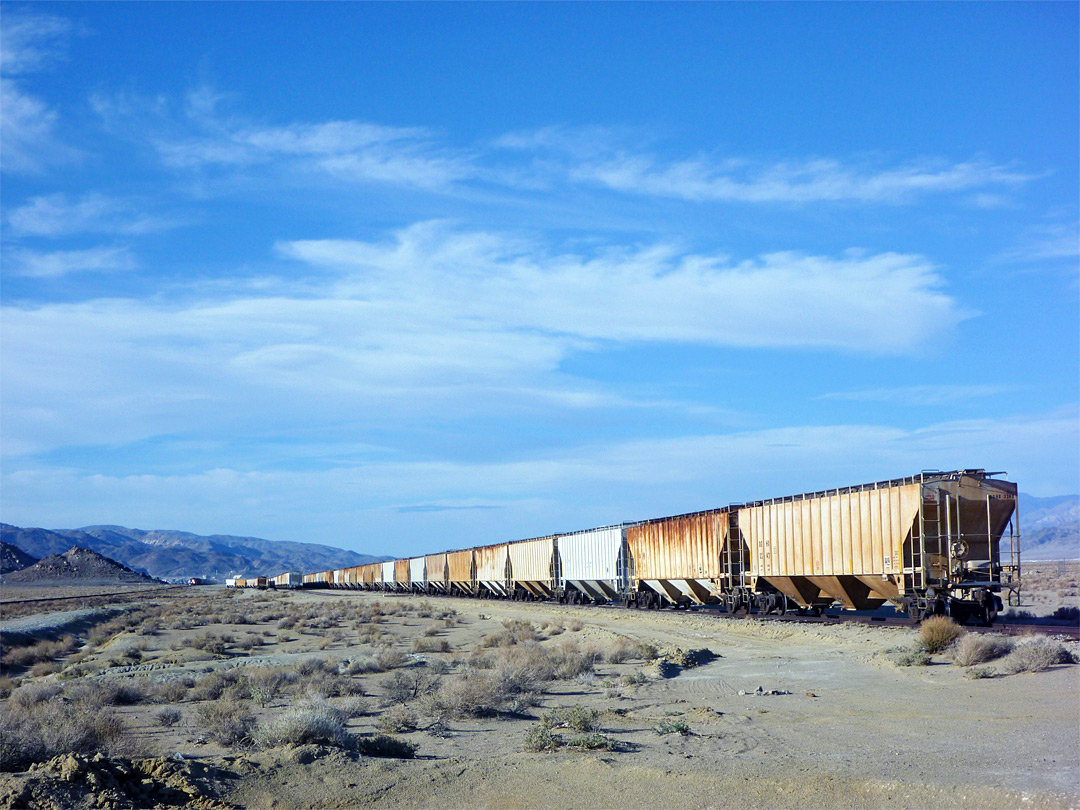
[915,487,941,591]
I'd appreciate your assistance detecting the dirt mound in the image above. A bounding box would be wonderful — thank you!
[0,542,37,575]
[0,753,235,810]
[4,546,158,585]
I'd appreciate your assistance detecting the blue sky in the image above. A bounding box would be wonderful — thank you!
[2,2,1077,557]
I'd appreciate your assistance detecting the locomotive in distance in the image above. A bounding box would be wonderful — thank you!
[231,469,1020,627]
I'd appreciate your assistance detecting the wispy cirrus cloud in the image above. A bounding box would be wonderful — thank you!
[494,125,1036,205]
[7,193,178,237]
[93,86,473,190]
[8,245,137,278]
[818,385,1012,406]
[0,12,80,174]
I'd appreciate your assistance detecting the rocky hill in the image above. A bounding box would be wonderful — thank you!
[4,546,160,585]
[0,523,386,583]
[0,541,38,575]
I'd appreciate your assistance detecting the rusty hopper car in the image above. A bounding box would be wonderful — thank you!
[447,549,476,596]
[425,553,448,593]
[394,559,410,592]
[557,525,630,604]
[361,563,378,590]
[627,509,742,608]
[736,469,1018,624]
[508,536,557,600]
[476,544,510,597]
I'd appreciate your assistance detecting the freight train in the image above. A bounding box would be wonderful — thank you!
[237,469,1020,626]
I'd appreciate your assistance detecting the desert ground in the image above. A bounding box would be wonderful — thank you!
[0,569,1077,810]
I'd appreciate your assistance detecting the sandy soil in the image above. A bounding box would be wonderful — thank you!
[1,585,1077,810]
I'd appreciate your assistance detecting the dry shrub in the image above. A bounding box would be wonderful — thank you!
[376,704,418,733]
[356,734,417,758]
[1051,606,1080,623]
[603,636,659,664]
[919,616,964,653]
[1001,638,1076,674]
[346,656,382,675]
[155,707,182,727]
[28,661,60,678]
[194,696,255,746]
[412,637,451,653]
[952,635,1014,667]
[244,666,296,707]
[567,619,584,632]
[299,669,365,699]
[382,669,441,704]
[0,677,16,699]
[0,694,127,771]
[373,649,408,671]
[151,677,195,703]
[541,705,600,733]
[0,635,80,670]
[254,698,352,749]
[423,624,441,637]
[480,619,540,648]
[189,669,245,702]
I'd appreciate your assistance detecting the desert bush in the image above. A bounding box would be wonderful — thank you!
[9,681,63,709]
[622,670,648,686]
[567,619,583,632]
[295,657,331,677]
[0,677,16,699]
[895,649,932,667]
[28,661,60,678]
[254,699,352,749]
[243,666,295,707]
[155,707,182,727]
[952,635,1014,667]
[356,734,417,759]
[1001,638,1075,674]
[151,677,194,703]
[603,636,659,664]
[194,696,255,746]
[412,637,451,653]
[654,719,691,736]
[416,602,434,618]
[0,635,80,670]
[422,624,441,637]
[377,704,418,733]
[547,642,596,680]
[346,656,382,675]
[334,695,370,718]
[277,616,298,630]
[541,705,600,733]
[189,669,245,702]
[567,732,620,750]
[0,695,127,770]
[373,649,408,671]
[1051,606,1080,623]
[965,667,996,680]
[919,617,964,653]
[382,669,441,704]
[300,669,366,699]
[523,725,563,752]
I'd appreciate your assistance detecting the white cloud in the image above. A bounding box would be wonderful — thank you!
[1001,222,1080,263]
[818,385,1011,406]
[1,223,967,461]
[0,11,73,75]
[569,155,1033,205]
[0,12,79,175]
[8,245,137,278]
[280,221,967,352]
[7,193,176,237]
[0,78,78,174]
[495,127,1035,205]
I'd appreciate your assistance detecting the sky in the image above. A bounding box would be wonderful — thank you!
[1,2,1077,558]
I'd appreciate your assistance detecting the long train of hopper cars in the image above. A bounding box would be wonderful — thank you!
[231,469,1020,626]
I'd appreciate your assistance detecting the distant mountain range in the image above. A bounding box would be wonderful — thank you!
[1019,493,1079,560]
[0,524,387,583]
[5,545,159,586]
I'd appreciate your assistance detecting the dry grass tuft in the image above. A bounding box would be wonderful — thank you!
[919,616,964,653]
[952,635,1014,667]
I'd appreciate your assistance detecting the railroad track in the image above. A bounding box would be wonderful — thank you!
[0,585,184,610]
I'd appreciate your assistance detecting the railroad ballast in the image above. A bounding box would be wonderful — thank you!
[234,469,1020,626]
